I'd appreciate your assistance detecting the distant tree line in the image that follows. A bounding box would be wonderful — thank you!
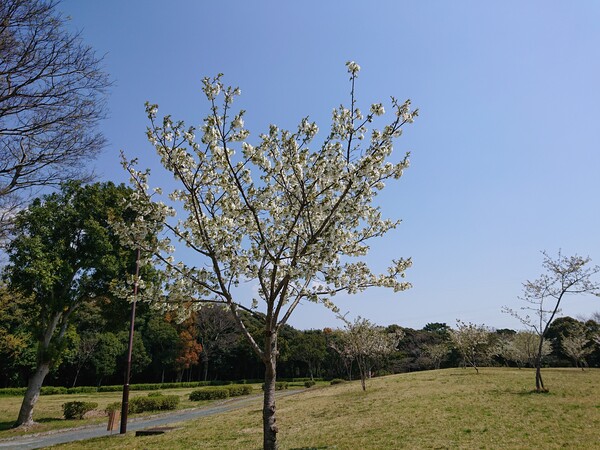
[2,284,599,389]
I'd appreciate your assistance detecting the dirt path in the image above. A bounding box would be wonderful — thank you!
[0,390,301,449]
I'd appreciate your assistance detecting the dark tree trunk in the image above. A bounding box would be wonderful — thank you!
[202,350,209,381]
[72,367,81,388]
[534,337,546,392]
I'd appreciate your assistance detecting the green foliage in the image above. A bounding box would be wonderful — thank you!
[304,380,316,388]
[62,401,98,420]
[104,402,121,414]
[128,394,179,413]
[4,182,146,424]
[330,379,346,385]
[225,385,253,396]
[147,391,164,397]
[0,287,37,387]
[66,386,97,394]
[143,315,180,378]
[0,387,26,396]
[90,332,123,384]
[290,330,327,379]
[97,385,122,393]
[189,388,230,401]
[159,381,210,389]
[1,386,96,396]
[41,386,68,395]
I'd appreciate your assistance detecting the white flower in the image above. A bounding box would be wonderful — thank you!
[370,103,385,116]
[232,116,244,129]
[345,61,361,76]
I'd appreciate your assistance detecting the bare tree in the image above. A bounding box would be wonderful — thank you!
[0,0,110,242]
[195,305,239,381]
[503,251,600,391]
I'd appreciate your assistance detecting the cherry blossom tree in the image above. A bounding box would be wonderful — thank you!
[335,316,403,390]
[449,320,496,374]
[561,323,593,370]
[116,61,416,450]
[503,251,600,392]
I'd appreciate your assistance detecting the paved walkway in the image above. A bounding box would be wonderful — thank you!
[0,391,300,449]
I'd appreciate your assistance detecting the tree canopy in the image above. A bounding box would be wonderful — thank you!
[0,0,110,242]
[4,181,140,426]
[118,61,417,450]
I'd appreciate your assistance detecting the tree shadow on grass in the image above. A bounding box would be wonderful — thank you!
[289,447,337,450]
[0,421,15,432]
[0,417,66,432]
[516,389,553,396]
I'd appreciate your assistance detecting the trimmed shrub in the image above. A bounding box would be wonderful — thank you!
[147,391,164,397]
[97,385,122,393]
[105,402,121,414]
[128,394,179,413]
[66,386,97,394]
[41,386,68,395]
[130,383,162,391]
[330,378,346,385]
[0,388,27,396]
[304,380,316,388]
[189,388,230,401]
[225,385,253,396]
[63,401,98,420]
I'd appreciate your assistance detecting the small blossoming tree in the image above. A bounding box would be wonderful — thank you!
[335,316,404,391]
[503,251,600,392]
[117,62,417,450]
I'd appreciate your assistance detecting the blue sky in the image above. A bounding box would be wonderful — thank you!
[60,0,600,331]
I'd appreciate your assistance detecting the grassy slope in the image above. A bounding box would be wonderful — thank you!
[48,368,600,449]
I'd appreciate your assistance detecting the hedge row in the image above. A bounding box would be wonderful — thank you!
[96,380,243,393]
[189,384,253,401]
[0,378,314,397]
[0,380,254,396]
[0,386,98,397]
[104,393,179,414]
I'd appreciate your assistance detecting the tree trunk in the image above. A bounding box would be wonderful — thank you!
[72,367,81,388]
[15,362,51,427]
[535,336,546,392]
[263,334,278,450]
[202,351,209,381]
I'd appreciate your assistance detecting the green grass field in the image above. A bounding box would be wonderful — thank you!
[2,368,599,449]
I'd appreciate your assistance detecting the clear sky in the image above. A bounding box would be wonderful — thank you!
[59,0,600,331]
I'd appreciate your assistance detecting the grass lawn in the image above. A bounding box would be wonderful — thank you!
[45,368,600,449]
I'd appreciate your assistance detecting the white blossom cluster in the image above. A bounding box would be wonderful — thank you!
[117,63,417,355]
